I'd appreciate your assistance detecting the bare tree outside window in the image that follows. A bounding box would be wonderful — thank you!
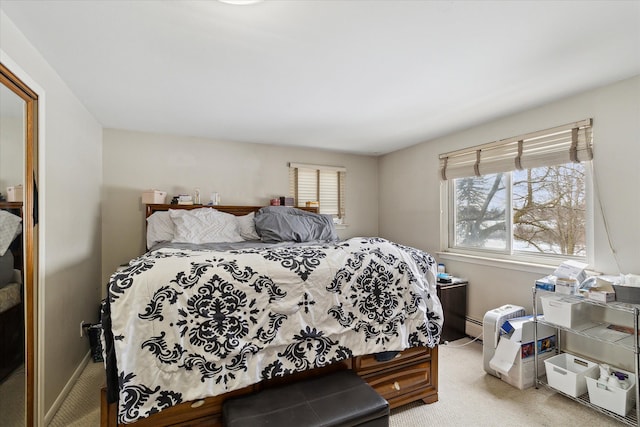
[454,173,507,249]
[453,163,586,257]
[513,164,586,256]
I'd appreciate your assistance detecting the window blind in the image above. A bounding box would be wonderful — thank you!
[289,163,346,219]
[439,119,593,180]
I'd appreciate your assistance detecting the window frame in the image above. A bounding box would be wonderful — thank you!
[289,162,346,223]
[441,163,594,267]
[439,119,595,266]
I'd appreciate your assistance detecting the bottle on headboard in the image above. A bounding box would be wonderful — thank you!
[194,189,201,205]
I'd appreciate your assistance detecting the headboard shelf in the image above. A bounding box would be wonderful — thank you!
[145,204,319,218]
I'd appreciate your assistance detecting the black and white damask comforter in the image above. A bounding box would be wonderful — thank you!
[105,237,443,424]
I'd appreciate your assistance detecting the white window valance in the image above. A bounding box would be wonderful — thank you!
[439,119,593,180]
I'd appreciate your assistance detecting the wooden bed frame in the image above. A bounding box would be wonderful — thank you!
[144,203,320,218]
[101,204,439,427]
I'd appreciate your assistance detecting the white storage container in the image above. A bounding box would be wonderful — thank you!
[586,368,636,416]
[544,353,599,397]
[6,185,23,202]
[142,190,167,204]
[540,295,589,328]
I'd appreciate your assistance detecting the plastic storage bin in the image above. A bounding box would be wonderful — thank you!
[540,295,588,328]
[586,368,636,416]
[544,353,599,397]
[613,285,640,304]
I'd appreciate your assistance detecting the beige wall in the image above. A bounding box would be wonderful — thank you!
[1,10,103,422]
[101,129,379,286]
[379,75,640,328]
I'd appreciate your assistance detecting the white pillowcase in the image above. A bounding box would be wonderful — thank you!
[170,208,244,244]
[237,212,260,240]
[146,211,175,249]
[0,210,22,256]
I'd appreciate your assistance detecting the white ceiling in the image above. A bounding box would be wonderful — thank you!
[2,0,639,155]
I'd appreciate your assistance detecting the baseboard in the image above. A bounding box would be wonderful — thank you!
[466,316,483,340]
[44,351,91,425]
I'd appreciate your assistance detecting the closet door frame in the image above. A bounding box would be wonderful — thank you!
[1,61,39,427]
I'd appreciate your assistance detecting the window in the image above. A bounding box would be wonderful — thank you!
[289,163,346,221]
[441,119,592,261]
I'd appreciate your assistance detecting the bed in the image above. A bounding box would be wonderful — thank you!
[101,204,443,426]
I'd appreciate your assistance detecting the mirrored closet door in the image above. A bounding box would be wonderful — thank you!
[0,63,39,427]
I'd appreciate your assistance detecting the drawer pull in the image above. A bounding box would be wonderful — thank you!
[393,381,401,391]
[191,399,205,409]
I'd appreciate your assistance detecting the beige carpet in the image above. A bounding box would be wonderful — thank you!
[47,339,624,426]
[389,339,622,426]
[0,364,25,427]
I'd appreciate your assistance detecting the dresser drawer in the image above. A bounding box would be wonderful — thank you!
[354,346,430,376]
[363,360,432,403]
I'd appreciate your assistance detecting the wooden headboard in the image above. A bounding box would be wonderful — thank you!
[145,204,319,218]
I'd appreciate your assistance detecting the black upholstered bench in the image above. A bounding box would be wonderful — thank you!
[222,370,389,427]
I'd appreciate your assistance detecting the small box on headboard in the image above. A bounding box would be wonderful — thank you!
[280,197,295,206]
[6,185,23,202]
[142,190,167,204]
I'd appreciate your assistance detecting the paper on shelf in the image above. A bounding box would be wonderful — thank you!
[582,324,631,342]
[489,337,521,376]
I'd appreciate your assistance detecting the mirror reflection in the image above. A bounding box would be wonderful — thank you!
[0,81,26,426]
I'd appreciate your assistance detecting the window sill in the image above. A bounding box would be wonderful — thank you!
[436,251,558,276]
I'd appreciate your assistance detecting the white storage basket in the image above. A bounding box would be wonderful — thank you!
[544,353,599,397]
[540,295,588,328]
[586,368,636,416]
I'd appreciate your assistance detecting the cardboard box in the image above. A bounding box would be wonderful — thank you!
[544,353,599,397]
[502,349,555,390]
[587,283,615,303]
[535,275,556,292]
[587,290,615,303]
[6,185,23,202]
[142,190,167,204]
[554,260,588,284]
[489,316,557,390]
[555,278,578,295]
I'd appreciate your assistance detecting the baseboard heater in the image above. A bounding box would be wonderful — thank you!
[465,316,483,341]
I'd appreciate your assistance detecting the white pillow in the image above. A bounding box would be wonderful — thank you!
[237,212,260,240]
[169,208,244,244]
[0,210,22,256]
[146,211,175,249]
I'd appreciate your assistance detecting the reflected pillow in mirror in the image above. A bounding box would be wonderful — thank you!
[146,211,175,249]
[0,210,22,256]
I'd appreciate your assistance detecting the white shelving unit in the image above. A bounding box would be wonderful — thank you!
[533,287,640,426]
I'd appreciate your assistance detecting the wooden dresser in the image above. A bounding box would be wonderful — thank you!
[354,346,438,407]
[101,346,438,427]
